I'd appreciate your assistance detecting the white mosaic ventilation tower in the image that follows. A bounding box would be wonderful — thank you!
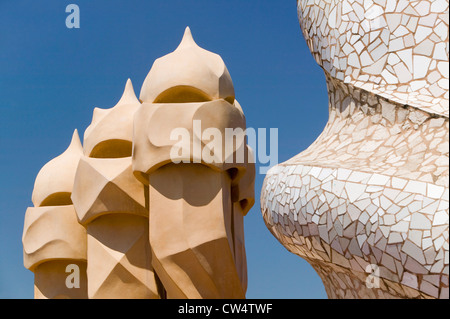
[261,0,449,299]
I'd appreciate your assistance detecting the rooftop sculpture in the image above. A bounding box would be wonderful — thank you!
[261,0,449,298]
[23,27,255,299]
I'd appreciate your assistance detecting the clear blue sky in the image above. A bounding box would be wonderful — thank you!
[0,0,330,298]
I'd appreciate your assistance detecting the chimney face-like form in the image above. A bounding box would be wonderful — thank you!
[71,79,160,299]
[23,130,88,299]
[24,27,254,299]
[133,27,254,298]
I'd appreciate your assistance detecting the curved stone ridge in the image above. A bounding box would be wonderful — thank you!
[297,0,449,117]
[132,99,250,184]
[23,206,87,270]
[260,1,449,299]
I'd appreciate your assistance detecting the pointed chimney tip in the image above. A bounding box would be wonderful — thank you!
[70,128,83,151]
[118,78,140,105]
[177,26,197,49]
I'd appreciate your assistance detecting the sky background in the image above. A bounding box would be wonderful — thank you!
[0,0,330,298]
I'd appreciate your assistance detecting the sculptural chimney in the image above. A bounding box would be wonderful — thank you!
[71,80,160,298]
[133,27,255,298]
[23,130,88,299]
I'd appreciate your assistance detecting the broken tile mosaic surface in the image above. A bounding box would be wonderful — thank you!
[260,0,449,299]
[297,0,449,116]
